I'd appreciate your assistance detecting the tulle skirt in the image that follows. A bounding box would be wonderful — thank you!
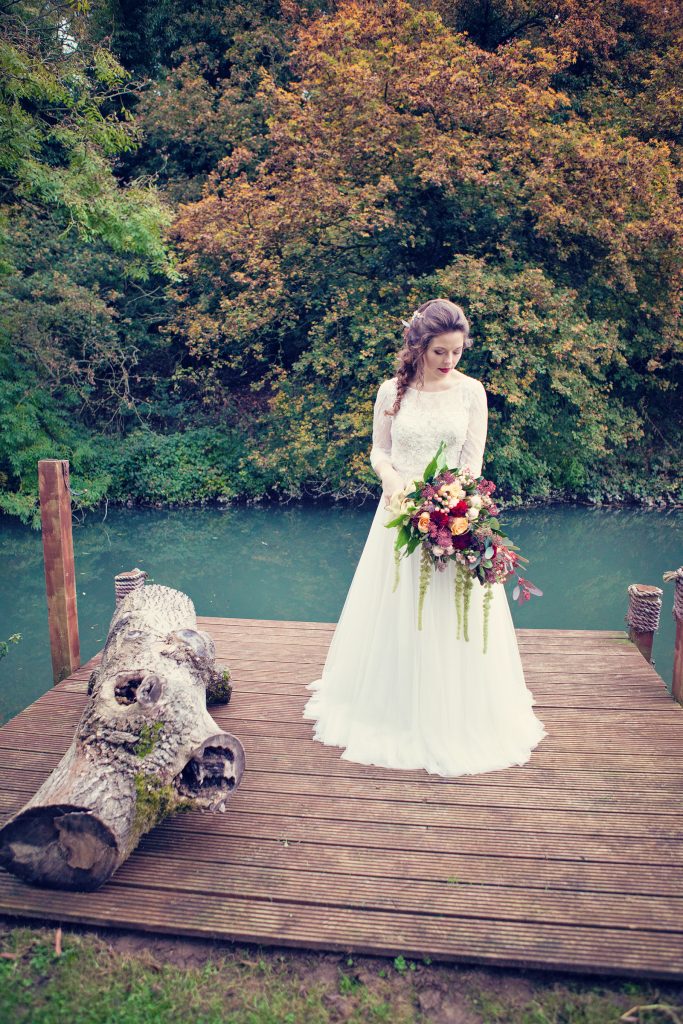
[302,496,548,776]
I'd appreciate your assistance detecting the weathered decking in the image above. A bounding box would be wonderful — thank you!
[0,619,682,979]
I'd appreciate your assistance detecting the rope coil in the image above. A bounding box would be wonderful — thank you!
[663,566,683,621]
[625,584,662,633]
[114,568,148,607]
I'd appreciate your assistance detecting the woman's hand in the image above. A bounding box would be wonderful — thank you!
[381,467,405,508]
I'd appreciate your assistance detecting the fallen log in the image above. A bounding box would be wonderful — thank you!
[0,584,244,890]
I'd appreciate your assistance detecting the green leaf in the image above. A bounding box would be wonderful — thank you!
[422,440,447,482]
[396,524,410,549]
[406,535,421,555]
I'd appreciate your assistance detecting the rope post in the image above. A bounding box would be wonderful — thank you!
[38,459,80,684]
[625,584,662,665]
[663,567,683,706]
[114,568,148,607]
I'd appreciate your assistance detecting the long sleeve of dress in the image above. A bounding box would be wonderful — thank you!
[369,380,395,477]
[459,380,488,478]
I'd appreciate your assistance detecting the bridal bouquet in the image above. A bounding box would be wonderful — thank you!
[384,441,541,653]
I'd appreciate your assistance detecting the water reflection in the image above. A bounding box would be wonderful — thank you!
[0,502,680,723]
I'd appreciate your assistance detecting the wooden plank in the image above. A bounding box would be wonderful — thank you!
[196,617,629,640]
[124,634,648,671]
[106,853,683,933]
[198,616,337,630]
[2,790,677,867]
[132,789,683,839]
[1,774,680,838]
[3,762,683,814]
[157,811,683,866]
[185,642,643,669]
[32,680,683,710]
[0,875,679,979]
[5,747,683,796]
[48,683,682,710]
[133,832,683,897]
[202,627,635,652]
[3,719,683,761]
[2,729,683,773]
[8,687,683,732]
[203,625,634,648]
[59,649,666,682]
[10,704,683,740]
[9,700,683,757]
[52,672,678,698]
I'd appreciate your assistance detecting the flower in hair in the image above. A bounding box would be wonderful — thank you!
[401,310,424,328]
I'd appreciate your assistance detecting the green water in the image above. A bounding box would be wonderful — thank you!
[0,503,680,724]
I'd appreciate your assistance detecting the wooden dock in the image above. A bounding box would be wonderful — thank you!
[0,618,682,979]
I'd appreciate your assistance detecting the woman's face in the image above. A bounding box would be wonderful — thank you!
[421,330,466,384]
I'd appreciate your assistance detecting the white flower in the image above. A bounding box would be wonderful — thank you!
[386,488,407,518]
[441,482,465,504]
[469,494,482,507]
[466,507,480,520]
[432,546,444,556]
[386,479,422,519]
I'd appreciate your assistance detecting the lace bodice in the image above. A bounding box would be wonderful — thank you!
[369,373,488,481]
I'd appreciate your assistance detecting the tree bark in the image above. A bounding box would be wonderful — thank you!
[0,584,244,890]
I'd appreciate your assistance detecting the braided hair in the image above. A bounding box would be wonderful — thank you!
[386,298,472,417]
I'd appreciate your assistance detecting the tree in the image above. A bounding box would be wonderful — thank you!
[0,0,175,521]
[169,0,682,501]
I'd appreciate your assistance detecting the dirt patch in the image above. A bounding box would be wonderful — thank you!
[98,930,224,970]
[2,916,683,1024]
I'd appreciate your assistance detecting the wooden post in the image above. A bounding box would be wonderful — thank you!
[674,618,683,707]
[625,583,662,665]
[38,460,80,683]
[663,567,683,706]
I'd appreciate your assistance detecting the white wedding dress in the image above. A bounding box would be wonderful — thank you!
[302,371,548,776]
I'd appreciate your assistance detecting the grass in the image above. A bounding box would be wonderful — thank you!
[0,925,681,1024]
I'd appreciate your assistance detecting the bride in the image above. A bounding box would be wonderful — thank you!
[302,298,547,776]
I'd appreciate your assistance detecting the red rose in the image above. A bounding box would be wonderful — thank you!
[452,533,472,550]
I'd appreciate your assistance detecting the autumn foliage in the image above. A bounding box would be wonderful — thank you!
[162,0,681,503]
[1,0,681,516]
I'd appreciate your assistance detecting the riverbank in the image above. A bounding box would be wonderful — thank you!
[8,450,683,532]
[0,922,680,1023]
[88,487,683,519]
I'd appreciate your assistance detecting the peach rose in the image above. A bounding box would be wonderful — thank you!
[417,512,431,533]
[450,517,470,536]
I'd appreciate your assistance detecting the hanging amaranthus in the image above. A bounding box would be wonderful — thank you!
[417,545,432,630]
[482,583,494,653]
